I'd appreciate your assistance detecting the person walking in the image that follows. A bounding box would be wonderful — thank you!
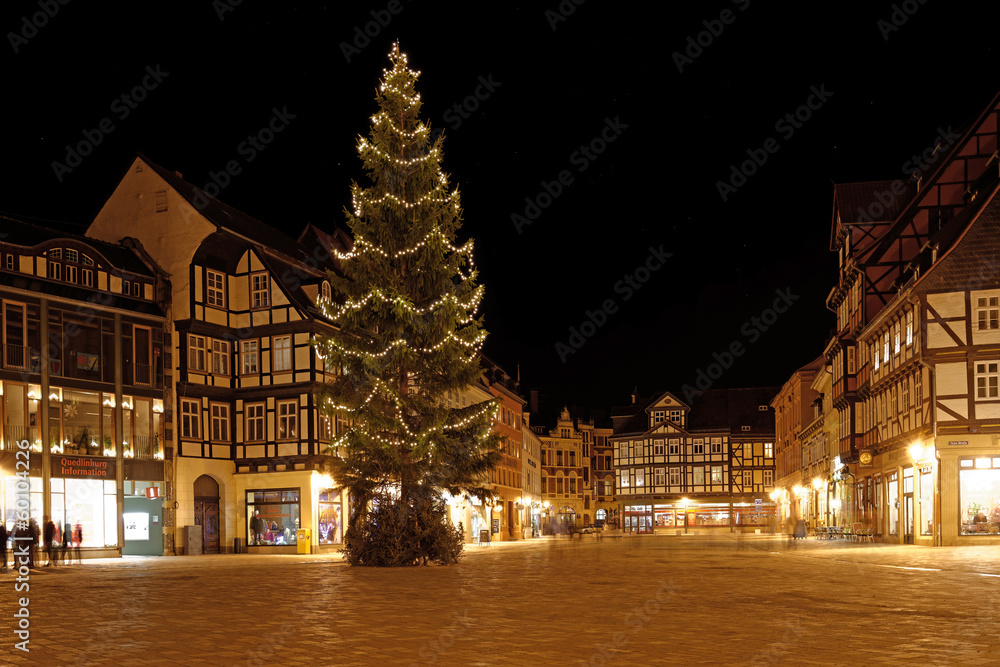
[62,521,72,565]
[0,520,8,572]
[73,521,83,564]
[43,515,56,566]
[27,518,39,568]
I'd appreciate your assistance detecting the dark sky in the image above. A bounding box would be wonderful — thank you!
[3,1,1000,422]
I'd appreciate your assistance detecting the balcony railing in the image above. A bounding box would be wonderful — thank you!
[3,343,29,371]
[127,435,161,461]
[134,363,152,387]
[1,425,36,452]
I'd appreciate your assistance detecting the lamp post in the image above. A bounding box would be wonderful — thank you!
[681,497,689,534]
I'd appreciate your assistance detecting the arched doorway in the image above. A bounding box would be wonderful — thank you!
[193,475,220,554]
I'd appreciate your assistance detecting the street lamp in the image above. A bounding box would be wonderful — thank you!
[681,497,689,534]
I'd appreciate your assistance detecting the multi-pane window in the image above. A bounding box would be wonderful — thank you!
[668,468,681,486]
[620,469,629,488]
[668,440,680,455]
[765,442,774,458]
[669,409,682,424]
[273,335,292,372]
[873,342,880,371]
[188,335,207,372]
[277,400,297,440]
[246,403,265,442]
[635,469,645,487]
[978,297,1000,331]
[241,340,259,375]
[321,281,331,302]
[4,255,13,270]
[82,269,94,287]
[847,346,856,375]
[48,262,61,280]
[180,399,200,439]
[207,270,225,308]
[692,467,704,485]
[903,376,911,410]
[883,332,890,363]
[251,273,269,308]
[711,466,723,484]
[654,467,665,486]
[894,322,901,355]
[65,265,78,283]
[693,439,705,455]
[906,309,914,345]
[211,403,230,442]
[763,470,774,487]
[976,362,999,399]
[743,470,753,488]
[212,339,230,375]
[653,439,664,455]
[710,439,723,454]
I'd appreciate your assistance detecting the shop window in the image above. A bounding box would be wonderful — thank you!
[48,478,118,548]
[959,458,1000,535]
[246,489,301,546]
[318,489,343,545]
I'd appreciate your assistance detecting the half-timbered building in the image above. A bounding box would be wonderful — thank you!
[611,388,777,534]
[86,155,352,554]
[826,91,1000,545]
[0,215,170,557]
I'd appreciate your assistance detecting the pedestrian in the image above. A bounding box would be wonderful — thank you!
[62,521,72,565]
[73,521,83,564]
[0,520,7,571]
[250,511,265,545]
[27,518,39,568]
[43,515,56,566]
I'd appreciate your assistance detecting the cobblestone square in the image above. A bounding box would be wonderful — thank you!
[3,534,999,666]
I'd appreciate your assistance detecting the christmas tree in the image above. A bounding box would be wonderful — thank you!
[316,43,501,566]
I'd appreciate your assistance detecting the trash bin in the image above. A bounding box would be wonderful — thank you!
[296,528,311,554]
[233,538,243,554]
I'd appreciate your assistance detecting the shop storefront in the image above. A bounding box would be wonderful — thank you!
[623,501,777,534]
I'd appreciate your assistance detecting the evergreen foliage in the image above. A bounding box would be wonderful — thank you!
[315,43,500,566]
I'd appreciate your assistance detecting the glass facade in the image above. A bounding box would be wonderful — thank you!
[246,488,300,546]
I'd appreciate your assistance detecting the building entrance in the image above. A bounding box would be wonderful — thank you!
[193,475,220,554]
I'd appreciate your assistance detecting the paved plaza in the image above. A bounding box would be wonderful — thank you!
[2,534,1000,665]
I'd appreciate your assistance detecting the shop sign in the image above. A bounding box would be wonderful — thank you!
[948,441,969,446]
[859,450,874,468]
[146,487,160,499]
[55,455,116,479]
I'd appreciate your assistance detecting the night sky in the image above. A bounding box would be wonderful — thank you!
[3,1,1000,422]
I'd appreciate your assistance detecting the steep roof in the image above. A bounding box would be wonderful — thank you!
[916,185,1000,293]
[612,387,778,437]
[830,180,916,250]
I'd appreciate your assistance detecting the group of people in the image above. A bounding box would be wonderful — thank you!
[0,516,83,571]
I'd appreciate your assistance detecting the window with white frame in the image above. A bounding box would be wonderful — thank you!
[653,439,664,455]
[654,467,665,485]
[180,399,200,439]
[903,375,911,409]
[206,270,226,308]
[763,470,774,487]
[693,439,704,455]
[883,331,890,363]
[894,321,901,355]
[668,439,680,455]
[873,342,880,371]
[251,272,269,309]
[212,339,230,375]
[188,335,207,372]
[710,439,722,454]
[635,469,645,487]
[210,403,230,442]
[693,467,704,485]
[906,309,914,345]
[765,442,773,458]
[273,335,292,372]
[669,409,682,423]
[246,403,265,442]
[241,340,259,375]
[620,469,630,488]
[668,467,681,485]
[742,470,752,487]
[711,465,723,484]
[976,362,999,399]
[977,297,1000,331]
[277,400,297,440]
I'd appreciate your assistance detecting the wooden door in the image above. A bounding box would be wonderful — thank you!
[193,475,220,554]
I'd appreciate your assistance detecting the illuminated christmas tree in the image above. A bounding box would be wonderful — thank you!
[316,43,500,566]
